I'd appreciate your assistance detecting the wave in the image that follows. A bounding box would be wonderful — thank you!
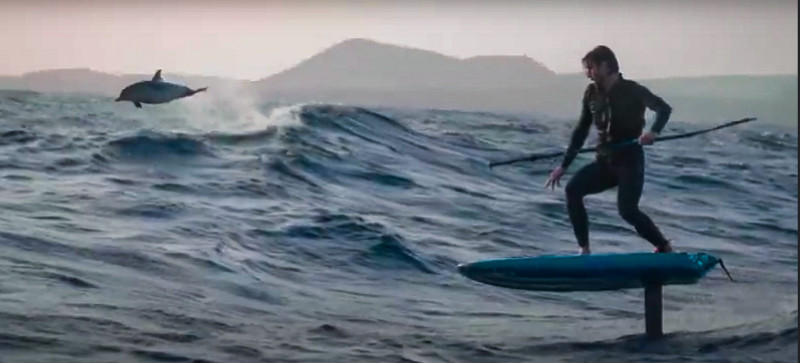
[740,130,798,152]
[103,131,217,161]
[362,234,435,274]
[0,129,37,146]
[0,94,796,363]
[515,311,797,362]
[277,212,434,274]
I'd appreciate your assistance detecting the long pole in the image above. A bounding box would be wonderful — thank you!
[488,117,757,168]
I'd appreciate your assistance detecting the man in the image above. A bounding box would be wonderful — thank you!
[544,45,674,255]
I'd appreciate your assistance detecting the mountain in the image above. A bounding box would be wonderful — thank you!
[254,39,797,126]
[253,38,579,118]
[256,38,556,91]
[253,39,797,126]
[643,74,798,126]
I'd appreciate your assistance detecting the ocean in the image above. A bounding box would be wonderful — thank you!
[0,90,796,363]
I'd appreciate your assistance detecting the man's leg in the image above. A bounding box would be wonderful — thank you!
[614,148,671,251]
[565,161,618,249]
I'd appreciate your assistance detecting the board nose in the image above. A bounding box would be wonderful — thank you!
[457,262,474,278]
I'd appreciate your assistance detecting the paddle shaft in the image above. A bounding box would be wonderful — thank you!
[488,117,757,168]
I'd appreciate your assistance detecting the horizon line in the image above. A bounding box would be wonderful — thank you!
[2,66,797,83]
[1,38,797,82]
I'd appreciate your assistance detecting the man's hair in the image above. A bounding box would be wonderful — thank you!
[582,45,619,73]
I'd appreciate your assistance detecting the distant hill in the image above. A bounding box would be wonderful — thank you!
[253,39,796,126]
[0,68,243,97]
[1,38,796,127]
[252,38,579,118]
[643,74,797,126]
[256,38,556,90]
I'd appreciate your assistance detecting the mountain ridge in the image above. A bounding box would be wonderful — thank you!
[1,38,796,125]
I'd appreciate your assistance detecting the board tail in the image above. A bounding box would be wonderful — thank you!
[718,259,734,281]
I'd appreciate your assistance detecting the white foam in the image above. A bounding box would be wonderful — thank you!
[177,83,304,134]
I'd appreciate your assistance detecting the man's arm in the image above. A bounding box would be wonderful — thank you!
[560,90,593,170]
[637,84,672,134]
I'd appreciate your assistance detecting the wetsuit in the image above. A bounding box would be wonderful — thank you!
[560,74,672,250]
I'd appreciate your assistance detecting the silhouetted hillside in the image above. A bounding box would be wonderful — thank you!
[645,75,797,126]
[256,38,556,90]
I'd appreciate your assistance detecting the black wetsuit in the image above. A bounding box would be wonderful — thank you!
[560,74,672,250]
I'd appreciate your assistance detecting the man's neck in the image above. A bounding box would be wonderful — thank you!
[598,73,620,92]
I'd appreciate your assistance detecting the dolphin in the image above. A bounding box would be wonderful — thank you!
[115,69,207,108]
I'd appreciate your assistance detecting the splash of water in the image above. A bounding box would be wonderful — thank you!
[176,83,303,133]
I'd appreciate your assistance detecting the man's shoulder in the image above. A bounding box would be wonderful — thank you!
[582,83,598,97]
[620,77,644,89]
[620,77,658,93]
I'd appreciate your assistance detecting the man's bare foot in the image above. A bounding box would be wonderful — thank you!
[654,241,674,253]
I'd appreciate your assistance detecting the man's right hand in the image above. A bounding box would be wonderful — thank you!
[544,166,565,190]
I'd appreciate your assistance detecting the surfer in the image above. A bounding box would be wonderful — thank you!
[544,45,674,255]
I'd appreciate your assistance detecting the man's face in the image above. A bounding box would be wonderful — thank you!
[583,60,610,83]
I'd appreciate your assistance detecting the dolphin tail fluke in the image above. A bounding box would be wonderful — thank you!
[190,87,208,96]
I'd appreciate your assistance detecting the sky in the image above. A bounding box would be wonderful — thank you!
[0,0,796,80]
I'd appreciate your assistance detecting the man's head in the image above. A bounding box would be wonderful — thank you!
[582,45,619,83]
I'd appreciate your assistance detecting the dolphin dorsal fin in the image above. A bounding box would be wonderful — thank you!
[152,69,163,82]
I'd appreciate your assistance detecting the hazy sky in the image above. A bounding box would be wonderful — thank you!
[1,0,796,80]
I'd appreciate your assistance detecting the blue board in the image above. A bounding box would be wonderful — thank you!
[457,252,722,292]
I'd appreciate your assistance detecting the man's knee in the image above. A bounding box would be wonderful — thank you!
[618,205,640,223]
[565,180,582,203]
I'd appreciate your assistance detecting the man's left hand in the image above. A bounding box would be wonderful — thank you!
[639,131,658,145]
